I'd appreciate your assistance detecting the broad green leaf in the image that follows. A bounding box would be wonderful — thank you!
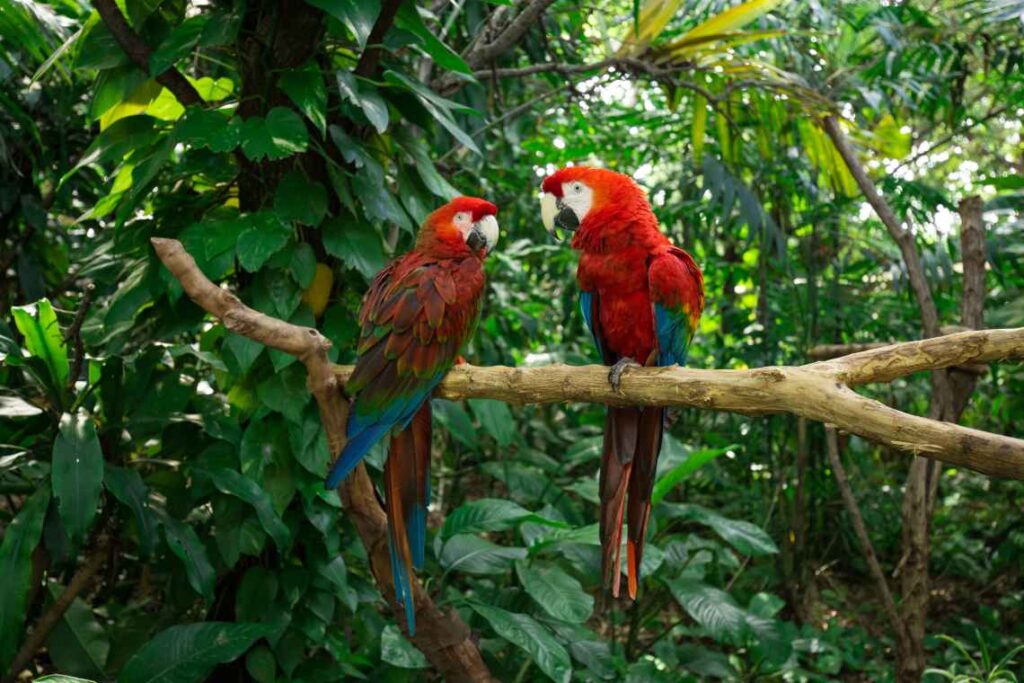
[0,488,50,673]
[279,63,327,136]
[35,677,99,683]
[45,584,109,680]
[12,298,69,389]
[665,504,777,556]
[118,622,271,683]
[383,71,479,155]
[304,0,379,46]
[162,516,216,603]
[149,15,207,75]
[322,216,386,279]
[60,116,157,186]
[274,172,327,226]
[52,412,105,545]
[516,562,593,623]
[468,399,516,447]
[289,243,318,288]
[665,578,747,641]
[438,535,526,574]
[245,646,276,683]
[105,466,159,557]
[240,107,309,161]
[176,108,241,153]
[207,468,291,551]
[394,3,472,75]
[99,79,161,130]
[236,212,292,272]
[471,604,572,683]
[336,71,389,134]
[380,624,427,669]
[0,395,43,417]
[651,445,733,505]
[442,498,561,539]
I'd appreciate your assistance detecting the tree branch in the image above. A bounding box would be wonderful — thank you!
[92,0,202,107]
[3,533,111,683]
[825,427,908,649]
[465,0,558,67]
[354,0,404,78]
[330,328,1024,478]
[150,238,494,683]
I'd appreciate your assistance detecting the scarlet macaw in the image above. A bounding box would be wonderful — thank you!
[325,196,499,634]
[540,167,704,599]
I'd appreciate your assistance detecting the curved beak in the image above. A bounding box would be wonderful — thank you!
[468,214,499,254]
[540,192,579,240]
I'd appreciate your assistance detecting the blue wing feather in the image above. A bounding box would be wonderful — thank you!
[654,303,692,367]
[580,290,605,358]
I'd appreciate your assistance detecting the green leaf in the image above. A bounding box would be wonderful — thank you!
[35,677,99,683]
[651,445,733,505]
[438,535,526,574]
[665,578,747,641]
[105,466,159,557]
[162,516,217,603]
[236,212,292,272]
[665,504,778,557]
[12,298,69,390]
[118,622,271,683]
[45,583,109,680]
[471,603,572,683]
[0,395,44,417]
[394,3,472,75]
[207,468,291,551]
[245,645,276,683]
[176,108,241,153]
[52,413,105,546]
[383,71,479,154]
[240,107,309,161]
[279,62,327,136]
[468,399,516,447]
[149,15,207,74]
[380,624,427,669]
[516,562,593,623]
[0,488,50,673]
[289,243,317,288]
[274,172,327,226]
[442,498,562,539]
[336,71,389,134]
[322,216,386,279]
[304,0,379,46]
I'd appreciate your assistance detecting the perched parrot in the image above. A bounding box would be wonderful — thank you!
[540,166,704,600]
[324,196,499,634]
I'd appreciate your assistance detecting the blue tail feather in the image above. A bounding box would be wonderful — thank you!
[387,529,416,635]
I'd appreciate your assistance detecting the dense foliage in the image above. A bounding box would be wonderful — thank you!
[1,0,1023,681]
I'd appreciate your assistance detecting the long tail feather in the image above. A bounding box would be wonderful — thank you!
[626,406,664,599]
[382,403,432,635]
[599,407,639,598]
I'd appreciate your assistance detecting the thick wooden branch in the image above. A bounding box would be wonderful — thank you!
[331,328,1024,479]
[150,239,493,683]
[92,0,202,107]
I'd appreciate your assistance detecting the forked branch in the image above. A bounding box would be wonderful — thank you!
[151,238,494,683]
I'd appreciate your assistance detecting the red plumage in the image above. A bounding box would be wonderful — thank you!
[544,166,705,600]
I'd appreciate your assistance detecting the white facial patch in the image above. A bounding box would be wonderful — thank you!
[474,214,499,251]
[560,181,593,222]
[453,211,473,237]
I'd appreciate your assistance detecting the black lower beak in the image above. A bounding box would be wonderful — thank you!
[555,206,579,232]
[466,229,486,252]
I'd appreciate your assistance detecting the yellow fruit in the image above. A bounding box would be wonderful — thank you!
[302,263,334,316]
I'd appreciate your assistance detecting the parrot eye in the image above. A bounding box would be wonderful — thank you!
[572,183,583,194]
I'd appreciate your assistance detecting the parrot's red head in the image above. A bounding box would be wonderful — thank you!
[417,196,499,258]
[540,166,658,251]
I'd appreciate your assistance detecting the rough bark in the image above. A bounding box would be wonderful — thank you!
[151,238,495,683]
[92,0,202,106]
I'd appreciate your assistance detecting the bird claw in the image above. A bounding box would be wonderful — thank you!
[608,357,640,393]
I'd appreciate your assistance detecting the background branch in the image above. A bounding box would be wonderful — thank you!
[92,0,202,106]
[150,238,494,683]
